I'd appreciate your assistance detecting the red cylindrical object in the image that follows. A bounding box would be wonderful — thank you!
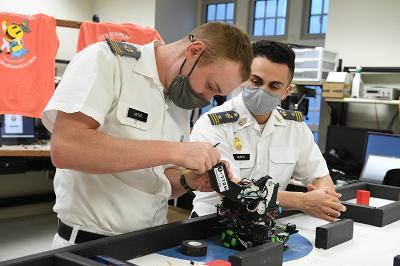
[207,260,231,266]
[356,190,370,205]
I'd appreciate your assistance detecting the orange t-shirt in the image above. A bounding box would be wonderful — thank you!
[77,21,164,52]
[0,12,58,118]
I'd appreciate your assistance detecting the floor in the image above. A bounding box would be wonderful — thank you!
[0,213,57,262]
[0,206,190,263]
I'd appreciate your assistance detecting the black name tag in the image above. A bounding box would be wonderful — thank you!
[127,108,148,122]
[233,154,250,160]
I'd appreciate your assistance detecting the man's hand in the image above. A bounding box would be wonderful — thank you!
[299,189,347,222]
[185,160,233,192]
[307,184,342,198]
[172,142,221,174]
[185,172,212,192]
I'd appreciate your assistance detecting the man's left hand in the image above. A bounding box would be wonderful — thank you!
[307,184,342,199]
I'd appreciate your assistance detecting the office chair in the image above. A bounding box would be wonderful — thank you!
[383,169,400,187]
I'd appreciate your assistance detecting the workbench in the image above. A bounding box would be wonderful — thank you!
[1,183,399,266]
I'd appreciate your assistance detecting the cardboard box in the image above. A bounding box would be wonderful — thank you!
[326,72,353,83]
[322,72,353,98]
[322,82,351,98]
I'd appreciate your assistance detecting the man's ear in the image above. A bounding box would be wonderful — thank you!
[184,41,206,60]
[282,84,292,100]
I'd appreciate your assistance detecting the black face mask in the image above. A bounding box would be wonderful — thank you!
[166,46,210,109]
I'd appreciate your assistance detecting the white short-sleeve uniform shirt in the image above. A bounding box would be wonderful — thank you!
[42,41,191,235]
[191,93,329,216]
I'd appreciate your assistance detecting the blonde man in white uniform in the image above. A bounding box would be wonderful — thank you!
[41,22,252,247]
[191,40,346,222]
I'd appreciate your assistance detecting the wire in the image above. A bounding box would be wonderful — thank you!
[398,96,400,125]
[374,101,380,129]
[387,111,399,131]
[324,100,333,121]
[388,96,400,131]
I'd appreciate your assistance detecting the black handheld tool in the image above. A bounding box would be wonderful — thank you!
[208,162,242,201]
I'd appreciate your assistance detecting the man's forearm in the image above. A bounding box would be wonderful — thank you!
[165,168,187,199]
[311,175,335,191]
[165,168,214,199]
[277,191,303,210]
[51,126,178,174]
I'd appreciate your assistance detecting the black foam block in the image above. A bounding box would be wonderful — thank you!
[315,219,354,249]
[394,255,400,266]
[229,242,283,266]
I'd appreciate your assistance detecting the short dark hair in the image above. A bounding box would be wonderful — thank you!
[252,40,295,80]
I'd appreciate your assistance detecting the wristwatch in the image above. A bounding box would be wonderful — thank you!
[180,175,196,197]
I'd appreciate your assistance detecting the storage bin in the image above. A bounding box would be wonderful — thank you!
[293,47,338,82]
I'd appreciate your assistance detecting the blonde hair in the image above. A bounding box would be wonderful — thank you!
[187,22,253,81]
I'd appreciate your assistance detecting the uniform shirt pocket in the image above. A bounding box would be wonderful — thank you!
[116,101,152,131]
[236,153,254,180]
[269,147,297,164]
[237,157,254,169]
[268,147,298,186]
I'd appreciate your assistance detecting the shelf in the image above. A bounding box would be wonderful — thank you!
[292,80,323,86]
[324,97,399,105]
[343,66,400,73]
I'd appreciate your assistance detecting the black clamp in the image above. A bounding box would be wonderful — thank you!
[180,175,196,197]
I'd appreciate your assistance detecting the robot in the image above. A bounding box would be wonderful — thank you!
[208,163,297,249]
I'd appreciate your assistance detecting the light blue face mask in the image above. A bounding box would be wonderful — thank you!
[242,86,282,115]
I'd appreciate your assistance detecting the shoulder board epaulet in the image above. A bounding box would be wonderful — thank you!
[106,38,141,60]
[277,109,304,122]
[208,111,239,125]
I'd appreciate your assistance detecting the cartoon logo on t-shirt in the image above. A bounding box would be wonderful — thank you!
[1,20,31,59]
[0,13,37,69]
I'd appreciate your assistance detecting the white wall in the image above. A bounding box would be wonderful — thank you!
[325,0,400,67]
[313,0,400,151]
[232,0,250,33]
[0,0,93,60]
[93,0,156,26]
[155,0,197,44]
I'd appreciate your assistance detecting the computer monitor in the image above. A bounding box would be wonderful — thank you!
[363,132,400,162]
[359,155,400,184]
[325,126,392,164]
[0,114,35,145]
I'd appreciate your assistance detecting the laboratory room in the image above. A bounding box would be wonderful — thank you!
[0,0,400,265]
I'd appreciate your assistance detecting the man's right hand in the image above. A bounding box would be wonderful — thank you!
[172,142,221,174]
[299,190,347,222]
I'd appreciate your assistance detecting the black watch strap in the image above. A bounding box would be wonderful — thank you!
[180,175,196,197]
